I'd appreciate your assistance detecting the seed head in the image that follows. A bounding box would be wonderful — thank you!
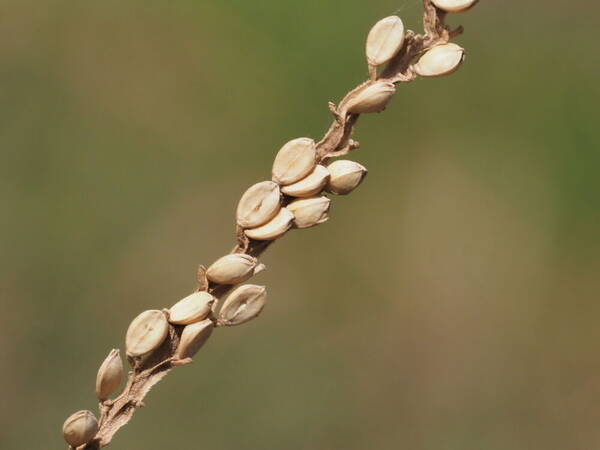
[272,138,317,185]
[219,284,267,326]
[169,292,215,325]
[95,349,124,401]
[414,43,465,77]
[286,196,331,229]
[326,160,367,195]
[206,253,258,285]
[236,181,281,229]
[175,319,214,359]
[366,16,405,67]
[62,410,99,448]
[347,81,396,114]
[432,0,478,13]
[244,207,294,241]
[281,165,330,198]
[125,310,169,357]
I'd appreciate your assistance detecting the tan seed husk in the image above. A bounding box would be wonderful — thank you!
[125,310,169,357]
[219,284,267,326]
[272,137,317,185]
[366,16,405,67]
[236,181,281,229]
[196,265,209,291]
[244,207,294,241]
[326,160,368,195]
[62,410,99,448]
[95,349,124,401]
[432,0,478,13]
[286,196,331,229]
[253,262,267,275]
[206,253,257,285]
[169,292,215,325]
[175,319,214,359]
[346,81,396,114]
[414,43,465,77]
[281,165,330,198]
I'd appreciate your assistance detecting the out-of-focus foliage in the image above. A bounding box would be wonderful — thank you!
[1,1,598,449]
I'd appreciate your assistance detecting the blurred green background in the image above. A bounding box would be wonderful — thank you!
[1,0,599,449]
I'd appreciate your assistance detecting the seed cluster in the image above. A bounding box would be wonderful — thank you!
[236,137,367,242]
[62,2,479,448]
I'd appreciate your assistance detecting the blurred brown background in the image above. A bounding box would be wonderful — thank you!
[1,0,599,449]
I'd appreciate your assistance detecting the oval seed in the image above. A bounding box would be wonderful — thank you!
[366,16,405,66]
[219,284,267,326]
[281,165,330,198]
[346,81,396,114]
[125,310,169,357]
[169,292,215,325]
[175,319,214,359]
[286,196,331,229]
[236,181,281,229]
[432,0,478,13]
[414,43,464,77]
[244,207,294,241]
[206,253,257,285]
[272,138,317,185]
[95,349,124,401]
[62,410,99,448]
[326,160,368,195]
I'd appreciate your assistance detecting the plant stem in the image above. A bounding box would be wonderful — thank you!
[78,2,463,448]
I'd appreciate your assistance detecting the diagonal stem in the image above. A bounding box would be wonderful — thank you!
[77,2,465,448]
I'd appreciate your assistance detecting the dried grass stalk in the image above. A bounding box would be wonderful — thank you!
[62,2,480,448]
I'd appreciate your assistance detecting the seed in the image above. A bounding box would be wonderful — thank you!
[169,292,215,325]
[346,81,396,114]
[244,207,294,241]
[281,165,330,198]
[286,196,331,229]
[326,160,368,195]
[175,319,214,359]
[236,181,281,229]
[219,284,267,326]
[125,310,169,357]
[431,0,478,13]
[95,349,124,401]
[414,43,465,77]
[206,253,257,285]
[254,263,267,275]
[366,16,405,67]
[62,410,99,447]
[272,138,317,185]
